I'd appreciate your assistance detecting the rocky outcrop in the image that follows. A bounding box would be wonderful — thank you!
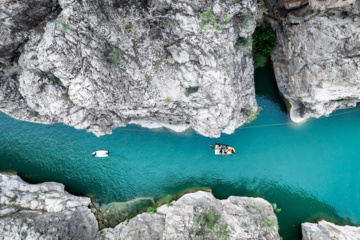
[0,173,98,239]
[97,191,280,240]
[0,174,281,240]
[302,220,360,240]
[0,0,260,138]
[268,0,360,122]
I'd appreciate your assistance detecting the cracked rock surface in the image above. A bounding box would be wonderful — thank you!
[0,0,259,137]
[268,0,360,122]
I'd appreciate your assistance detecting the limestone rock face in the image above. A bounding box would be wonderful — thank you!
[97,191,281,240]
[0,174,98,240]
[268,0,360,122]
[302,220,360,240]
[0,0,259,138]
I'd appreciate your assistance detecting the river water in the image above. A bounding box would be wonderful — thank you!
[1,65,359,239]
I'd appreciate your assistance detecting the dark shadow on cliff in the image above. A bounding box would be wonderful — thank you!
[254,64,287,113]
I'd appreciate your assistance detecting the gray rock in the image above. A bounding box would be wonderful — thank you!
[302,220,360,240]
[271,0,360,122]
[0,0,260,138]
[0,173,98,240]
[97,191,281,240]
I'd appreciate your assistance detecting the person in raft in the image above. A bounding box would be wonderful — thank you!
[92,152,96,156]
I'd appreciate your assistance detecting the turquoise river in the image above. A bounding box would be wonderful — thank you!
[1,66,360,239]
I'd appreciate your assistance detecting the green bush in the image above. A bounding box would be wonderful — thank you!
[185,87,198,97]
[253,53,268,69]
[147,207,157,213]
[9,195,17,203]
[200,8,222,31]
[252,24,276,69]
[107,50,122,67]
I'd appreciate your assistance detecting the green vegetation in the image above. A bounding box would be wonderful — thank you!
[252,24,276,69]
[221,58,231,76]
[10,73,18,81]
[126,215,132,224]
[185,87,199,97]
[165,97,171,103]
[155,60,161,69]
[253,54,268,69]
[147,75,152,86]
[336,99,345,102]
[234,37,252,54]
[107,50,122,67]
[223,12,230,22]
[193,210,230,240]
[247,9,254,20]
[57,18,71,33]
[29,110,39,117]
[165,195,173,207]
[62,91,73,103]
[257,216,278,234]
[82,226,87,230]
[272,203,282,213]
[158,18,172,27]
[50,76,61,85]
[147,207,157,213]
[9,195,18,203]
[245,106,262,123]
[200,8,222,31]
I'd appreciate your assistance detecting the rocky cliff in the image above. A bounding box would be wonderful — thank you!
[0,0,260,137]
[302,220,360,240]
[0,173,281,240]
[0,173,98,239]
[267,0,360,122]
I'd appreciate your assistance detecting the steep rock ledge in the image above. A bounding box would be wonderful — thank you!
[267,0,360,122]
[0,0,260,138]
[302,220,360,240]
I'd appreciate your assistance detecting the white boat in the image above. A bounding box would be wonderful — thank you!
[92,150,109,157]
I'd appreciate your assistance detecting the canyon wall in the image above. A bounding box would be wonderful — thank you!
[0,0,260,137]
[268,0,360,122]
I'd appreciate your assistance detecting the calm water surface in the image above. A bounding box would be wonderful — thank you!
[1,65,359,239]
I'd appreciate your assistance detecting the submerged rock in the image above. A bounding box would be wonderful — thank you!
[0,173,98,239]
[0,0,260,138]
[97,191,281,240]
[268,0,360,122]
[302,220,360,240]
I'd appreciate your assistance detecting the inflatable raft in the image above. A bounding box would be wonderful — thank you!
[214,144,235,155]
